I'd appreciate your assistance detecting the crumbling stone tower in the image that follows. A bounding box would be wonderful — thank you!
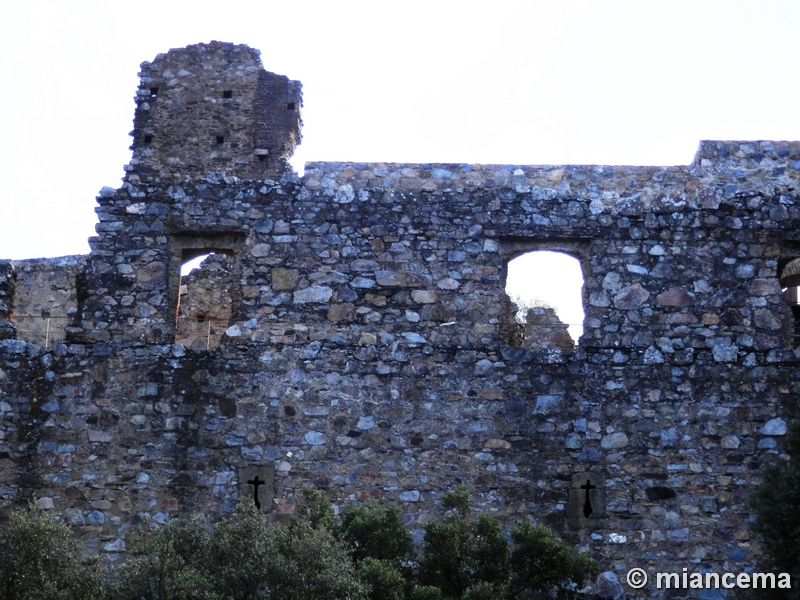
[77,42,302,345]
[131,42,302,181]
[2,41,800,596]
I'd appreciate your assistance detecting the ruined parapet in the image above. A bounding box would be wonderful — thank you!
[0,261,15,340]
[129,41,302,182]
[9,256,85,348]
[520,307,574,352]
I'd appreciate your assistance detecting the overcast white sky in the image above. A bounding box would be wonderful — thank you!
[1,0,799,262]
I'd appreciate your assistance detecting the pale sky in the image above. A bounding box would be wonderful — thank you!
[2,0,799,265]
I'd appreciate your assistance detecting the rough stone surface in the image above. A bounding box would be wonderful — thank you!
[0,42,798,594]
[594,571,625,599]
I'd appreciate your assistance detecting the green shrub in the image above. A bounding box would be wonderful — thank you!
[108,518,216,600]
[266,521,366,600]
[509,521,599,599]
[298,485,336,532]
[206,502,277,600]
[417,485,510,599]
[0,487,601,600]
[356,557,405,600]
[409,585,444,600]
[0,505,102,600]
[749,422,800,599]
[339,500,413,564]
[462,581,508,600]
[112,501,365,600]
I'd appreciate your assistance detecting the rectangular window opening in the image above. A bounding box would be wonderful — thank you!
[223,90,232,99]
[215,136,224,144]
[150,87,159,97]
[287,102,295,111]
[176,252,234,351]
[144,134,153,144]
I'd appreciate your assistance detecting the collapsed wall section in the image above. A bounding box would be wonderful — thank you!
[128,41,302,182]
[9,256,86,348]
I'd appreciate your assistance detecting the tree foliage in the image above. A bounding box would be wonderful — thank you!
[0,485,597,600]
[340,500,413,564]
[110,500,364,600]
[0,505,102,600]
[108,518,216,600]
[356,557,406,600]
[749,422,800,599]
[417,485,510,599]
[510,522,599,599]
[298,485,337,532]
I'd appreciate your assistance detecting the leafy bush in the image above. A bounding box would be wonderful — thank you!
[749,422,800,599]
[298,485,336,532]
[509,521,599,599]
[339,500,413,564]
[462,581,508,600]
[0,486,599,600]
[356,557,405,600]
[108,518,216,600]
[112,500,365,600]
[265,520,366,600]
[417,485,510,599]
[409,585,444,600]
[205,502,276,600]
[0,505,102,600]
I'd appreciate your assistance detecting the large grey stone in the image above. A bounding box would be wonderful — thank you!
[293,286,333,304]
[613,283,650,309]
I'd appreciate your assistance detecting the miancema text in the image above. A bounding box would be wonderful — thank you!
[658,570,790,590]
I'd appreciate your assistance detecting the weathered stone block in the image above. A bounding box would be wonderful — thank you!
[269,268,298,290]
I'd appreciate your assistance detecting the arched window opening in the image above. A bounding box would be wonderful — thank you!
[505,251,584,351]
[176,252,234,350]
[779,257,800,347]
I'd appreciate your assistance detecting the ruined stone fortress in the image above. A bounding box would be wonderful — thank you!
[1,41,799,589]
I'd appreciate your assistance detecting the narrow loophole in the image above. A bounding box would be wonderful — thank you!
[257,155,266,162]
[287,102,295,110]
[150,87,159,98]
[143,135,153,144]
[223,90,232,99]
[215,136,224,144]
[581,479,596,518]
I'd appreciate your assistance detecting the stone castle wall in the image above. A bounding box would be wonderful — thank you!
[1,42,800,596]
